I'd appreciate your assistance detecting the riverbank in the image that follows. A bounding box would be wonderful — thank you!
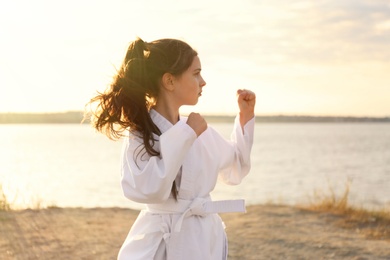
[1,111,389,124]
[1,204,389,259]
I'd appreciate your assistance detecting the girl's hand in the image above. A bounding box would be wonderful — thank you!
[237,89,256,127]
[187,112,207,137]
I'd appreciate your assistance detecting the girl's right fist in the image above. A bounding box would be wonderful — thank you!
[187,112,207,137]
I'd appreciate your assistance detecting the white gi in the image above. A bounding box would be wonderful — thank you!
[118,109,255,260]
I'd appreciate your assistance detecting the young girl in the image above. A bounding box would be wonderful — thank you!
[88,37,256,259]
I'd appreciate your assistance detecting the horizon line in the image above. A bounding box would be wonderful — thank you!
[0,110,389,119]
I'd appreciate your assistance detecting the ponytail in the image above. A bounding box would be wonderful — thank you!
[88,38,160,140]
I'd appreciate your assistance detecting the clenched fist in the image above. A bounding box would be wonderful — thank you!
[187,112,207,137]
[237,89,256,127]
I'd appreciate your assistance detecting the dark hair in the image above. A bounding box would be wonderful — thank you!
[86,37,198,199]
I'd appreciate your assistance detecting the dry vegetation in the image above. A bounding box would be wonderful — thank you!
[300,182,390,241]
[0,184,10,211]
[1,181,390,259]
[2,181,389,242]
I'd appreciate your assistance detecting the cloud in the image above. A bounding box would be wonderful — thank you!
[185,0,390,65]
[265,0,390,63]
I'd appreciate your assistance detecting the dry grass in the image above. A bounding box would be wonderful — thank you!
[0,184,10,211]
[0,183,47,211]
[2,179,389,241]
[300,181,390,241]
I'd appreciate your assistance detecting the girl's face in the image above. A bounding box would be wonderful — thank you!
[173,56,206,106]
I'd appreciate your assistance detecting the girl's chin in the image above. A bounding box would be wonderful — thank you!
[188,99,200,106]
[181,97,200,107]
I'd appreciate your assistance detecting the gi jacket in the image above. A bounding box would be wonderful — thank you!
[118,109,255,260]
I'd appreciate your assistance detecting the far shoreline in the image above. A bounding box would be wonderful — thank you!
[1,111,389,124]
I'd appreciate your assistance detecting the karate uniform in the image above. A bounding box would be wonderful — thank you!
[118,109,254,260]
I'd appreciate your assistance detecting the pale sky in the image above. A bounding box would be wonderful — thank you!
[0,0,389,116]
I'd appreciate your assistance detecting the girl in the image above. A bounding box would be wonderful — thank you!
[88,37,256,259]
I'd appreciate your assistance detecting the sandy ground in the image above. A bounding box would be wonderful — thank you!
[0,205,389,260]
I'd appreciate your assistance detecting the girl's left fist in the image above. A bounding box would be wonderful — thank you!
[237,89,256,114]
[237,89,256,127]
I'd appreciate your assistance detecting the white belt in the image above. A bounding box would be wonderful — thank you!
[146,197,246,233]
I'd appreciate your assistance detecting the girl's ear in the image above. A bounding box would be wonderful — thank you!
[161,73,175,91]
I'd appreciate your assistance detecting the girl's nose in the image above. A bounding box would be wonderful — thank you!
[200,76,206,87]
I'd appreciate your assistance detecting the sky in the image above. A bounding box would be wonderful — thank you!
[0,0,389,116]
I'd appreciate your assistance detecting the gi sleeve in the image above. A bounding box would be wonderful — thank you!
[217,114,255,185]
[120,120,197,203]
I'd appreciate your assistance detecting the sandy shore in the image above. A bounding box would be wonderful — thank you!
[1,204,389,259]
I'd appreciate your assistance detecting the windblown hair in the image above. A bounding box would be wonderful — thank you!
[86,37,197,198]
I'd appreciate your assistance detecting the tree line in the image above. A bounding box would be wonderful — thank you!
[1,111,389,124]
